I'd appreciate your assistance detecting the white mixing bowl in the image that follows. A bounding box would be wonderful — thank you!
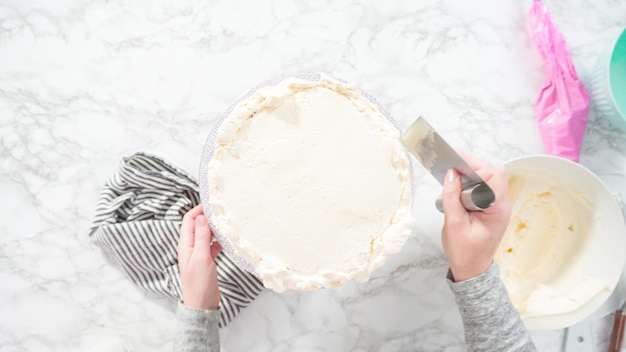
[498,155,626,330]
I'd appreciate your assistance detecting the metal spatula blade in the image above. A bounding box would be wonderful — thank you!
[401,116,495,212]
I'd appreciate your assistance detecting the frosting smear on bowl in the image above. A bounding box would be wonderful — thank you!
[207,76,414,292]
[496,172,609,318]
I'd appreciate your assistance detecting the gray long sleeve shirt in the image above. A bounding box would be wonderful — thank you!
[172,302,220,352]
[173,263,536,351]
[447,263,537,351]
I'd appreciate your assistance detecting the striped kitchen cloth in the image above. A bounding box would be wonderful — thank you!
[88,152,264,328]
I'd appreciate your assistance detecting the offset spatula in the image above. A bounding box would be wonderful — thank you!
[401,116,495,212]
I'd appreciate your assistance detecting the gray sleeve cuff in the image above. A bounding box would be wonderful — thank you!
[172,302,220,352]
[446,263,537,352]
[446,262,501,301]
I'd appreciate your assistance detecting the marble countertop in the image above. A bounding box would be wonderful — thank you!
[2,0,626,351]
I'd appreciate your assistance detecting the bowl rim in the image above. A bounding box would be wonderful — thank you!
[607,27,626,119]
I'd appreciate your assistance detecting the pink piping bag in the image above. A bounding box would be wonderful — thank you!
[529,0,589,162]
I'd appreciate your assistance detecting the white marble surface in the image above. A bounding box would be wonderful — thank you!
[1,0,626,351]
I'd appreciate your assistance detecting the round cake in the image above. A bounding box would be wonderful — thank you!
[207,75,414,292]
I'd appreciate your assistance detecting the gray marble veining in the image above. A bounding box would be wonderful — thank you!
[1,0,625,351]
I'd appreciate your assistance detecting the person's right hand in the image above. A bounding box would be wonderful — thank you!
[178,205,222,310]
[441,152,511,282]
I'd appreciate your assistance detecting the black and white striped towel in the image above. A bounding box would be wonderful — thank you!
[88,152,264,328]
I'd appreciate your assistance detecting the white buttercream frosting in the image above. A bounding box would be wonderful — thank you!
[207,75,414,292]
[495,172,609,317]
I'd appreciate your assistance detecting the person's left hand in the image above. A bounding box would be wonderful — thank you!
[178,205,222,310]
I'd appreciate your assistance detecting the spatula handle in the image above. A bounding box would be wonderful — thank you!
[608,310,626,352]
[435,182,496,212]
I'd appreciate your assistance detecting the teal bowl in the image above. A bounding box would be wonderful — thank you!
[591,28,626,131]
